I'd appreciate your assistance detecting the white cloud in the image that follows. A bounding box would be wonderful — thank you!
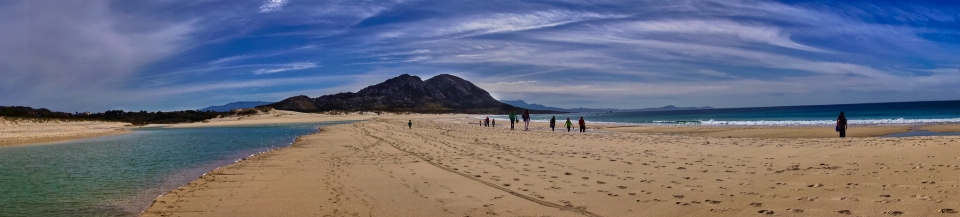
[208,55,254,65]
[252,62,318,74]
[0,0,195,111]
[618,20,829,52]
[259,0,287,13]
[377,10,630,40]
[403,56,431,62]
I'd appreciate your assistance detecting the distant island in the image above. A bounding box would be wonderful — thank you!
[200,101,273,112]
[264,74,558,114]
[500,100,712,113]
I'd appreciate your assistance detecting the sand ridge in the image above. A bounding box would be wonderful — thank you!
[0,117,129,147]
[144,117,960,217]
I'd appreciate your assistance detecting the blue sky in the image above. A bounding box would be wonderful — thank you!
[1,0,959,112]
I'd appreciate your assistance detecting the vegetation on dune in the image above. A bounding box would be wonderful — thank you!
[0,106,272,125]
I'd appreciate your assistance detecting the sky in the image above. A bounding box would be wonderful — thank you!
[1,0,959,112]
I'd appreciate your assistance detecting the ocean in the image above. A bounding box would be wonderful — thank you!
[495,100,960,126]
[0,121,355,217]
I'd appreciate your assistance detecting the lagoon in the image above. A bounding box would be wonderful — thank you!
[0,121,355,217]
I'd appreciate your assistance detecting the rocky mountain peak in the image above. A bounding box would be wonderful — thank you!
[264,74,550,114]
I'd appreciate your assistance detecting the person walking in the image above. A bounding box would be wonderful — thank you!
[509,110,517,130]
[522,109,531,131]
[836,112,848,138]
[549,116,556,131]
[565,118,572,132]
[578,116,586,133]
[492,118,496,127]
[485,116,490,127]
[408,120,412,129]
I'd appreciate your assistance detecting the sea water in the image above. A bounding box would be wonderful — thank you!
[0,121,355,217]
[497,100,960,126]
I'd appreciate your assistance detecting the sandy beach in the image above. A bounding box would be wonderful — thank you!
[143,116,960,217]
[0,117,129,147]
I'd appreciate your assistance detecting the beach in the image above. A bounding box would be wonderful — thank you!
[143,116,960,217]
[0,117,129,147]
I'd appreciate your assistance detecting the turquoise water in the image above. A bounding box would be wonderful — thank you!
[0,121,355,217]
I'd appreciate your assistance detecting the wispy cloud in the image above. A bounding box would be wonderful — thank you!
[252,62,319,75]
[208,55,255,65]
[259,0,287,13]
[5,0,960,111]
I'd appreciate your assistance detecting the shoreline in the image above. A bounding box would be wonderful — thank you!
[462,117,960,138]
[0,128,130,147]
[143,117,960,217]
[0,118,132,147]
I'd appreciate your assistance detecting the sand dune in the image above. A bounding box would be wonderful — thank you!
[144,117,960,217]
[0,117,128,147]
[166,110,374,128]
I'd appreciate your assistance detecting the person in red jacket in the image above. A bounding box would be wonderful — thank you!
[578,116,586,133]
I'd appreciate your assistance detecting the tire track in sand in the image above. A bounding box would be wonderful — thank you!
[360,122,605,217]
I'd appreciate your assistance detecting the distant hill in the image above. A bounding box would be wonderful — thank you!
[501,100,712,112]
[200,101,273,112]
[265,74,559,114]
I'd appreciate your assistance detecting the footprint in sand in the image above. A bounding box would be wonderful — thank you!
[884,211,904,216]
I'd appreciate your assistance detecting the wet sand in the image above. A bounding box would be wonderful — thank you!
[922,124,960,133]
[143,117,960,217]
[598,125,913,138]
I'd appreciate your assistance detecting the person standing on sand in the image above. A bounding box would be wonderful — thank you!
[549,116,556,131]
[522,109,531,130]
[565,118,573,132]
[509,110,517,130]
[408,120,412,129]
[578,116,586,133]
[837,112,848,138]
[492,119,496,127]
[485,116,489,127]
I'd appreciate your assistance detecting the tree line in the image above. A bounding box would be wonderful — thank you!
[1,106,233,125]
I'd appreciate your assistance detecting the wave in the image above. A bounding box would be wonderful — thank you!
[699,118,960,126]
[479,116,960,126]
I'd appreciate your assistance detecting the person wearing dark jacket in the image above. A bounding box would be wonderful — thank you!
[549,116,556,131]
[836,112,848,137]
[522,110,531,131]
[578,116,586,133]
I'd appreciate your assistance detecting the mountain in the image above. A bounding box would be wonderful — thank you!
[266,74,557,114]
[200,101,274,112]
[500,100,712,112]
